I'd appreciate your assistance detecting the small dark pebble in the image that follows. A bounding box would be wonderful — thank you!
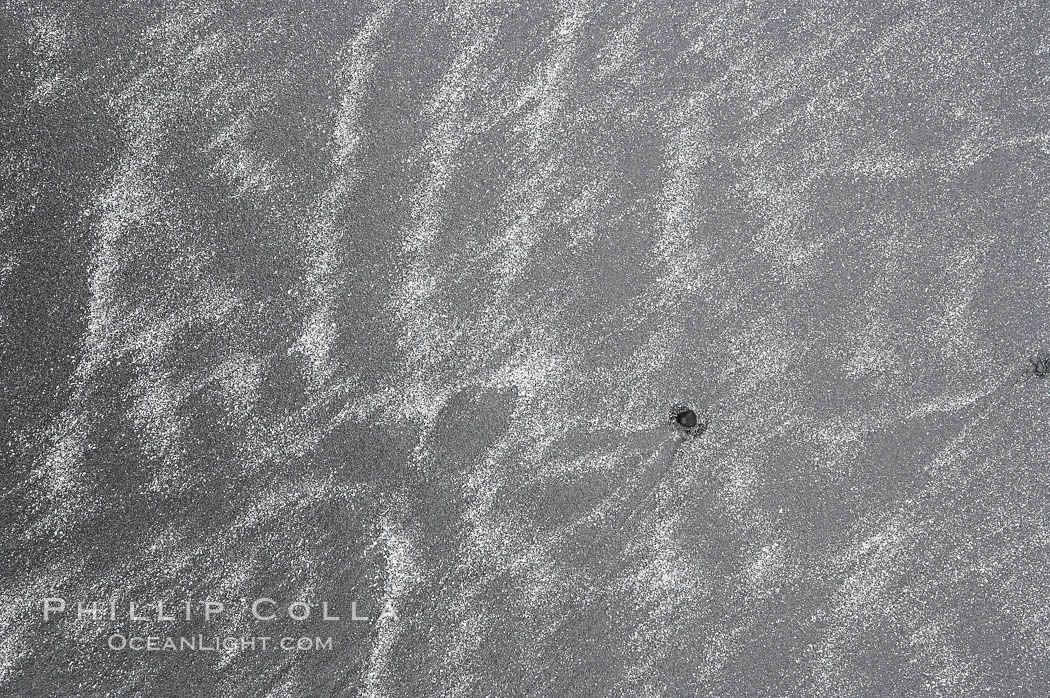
[669,405,706,437]
[677,409,698,428]
[1033,356,1050,377]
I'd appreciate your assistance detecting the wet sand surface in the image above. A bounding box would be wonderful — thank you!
[2,1,1050,696]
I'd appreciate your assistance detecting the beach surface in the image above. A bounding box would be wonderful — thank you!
[2,1,1050,695]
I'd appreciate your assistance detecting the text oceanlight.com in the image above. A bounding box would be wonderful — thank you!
[107,634,334,652]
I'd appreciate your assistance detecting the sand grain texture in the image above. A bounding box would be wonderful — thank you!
[2,1,1049,696]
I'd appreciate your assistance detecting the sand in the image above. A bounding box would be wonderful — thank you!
[2,1,1049,695]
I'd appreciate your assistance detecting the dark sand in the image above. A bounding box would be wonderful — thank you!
[2,1,1049,696]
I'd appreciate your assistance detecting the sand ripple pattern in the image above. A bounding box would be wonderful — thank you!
[2,1,1049,696]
